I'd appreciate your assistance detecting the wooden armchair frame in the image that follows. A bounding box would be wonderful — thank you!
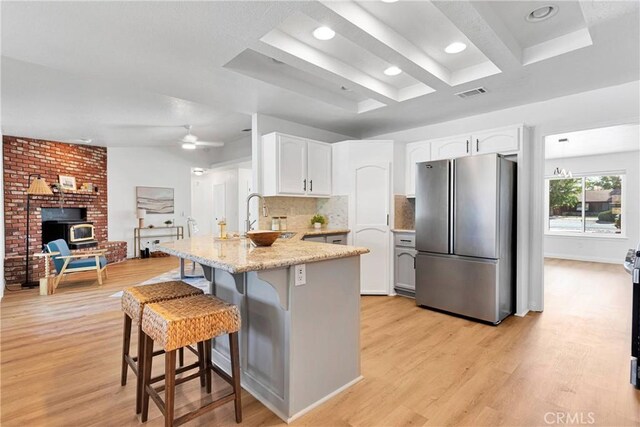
[52,248,109,289]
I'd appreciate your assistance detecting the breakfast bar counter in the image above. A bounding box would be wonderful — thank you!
[157,235,369,423]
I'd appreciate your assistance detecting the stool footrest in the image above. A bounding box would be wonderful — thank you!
[155,371,203,393]
[173,393,236,427]
[150,361,201,385]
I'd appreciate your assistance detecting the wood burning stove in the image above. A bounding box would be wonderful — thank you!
[42,220,97,249]
[41,207,98,249]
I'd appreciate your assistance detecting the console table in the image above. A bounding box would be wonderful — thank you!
[133,226,184,258]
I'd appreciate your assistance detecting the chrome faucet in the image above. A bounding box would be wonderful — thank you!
[245,193,268,234]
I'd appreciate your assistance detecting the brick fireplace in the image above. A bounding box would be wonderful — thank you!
[3,136,126,285]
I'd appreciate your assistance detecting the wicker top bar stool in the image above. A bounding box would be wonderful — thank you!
[121,281,204,414]
[140,294,242,427]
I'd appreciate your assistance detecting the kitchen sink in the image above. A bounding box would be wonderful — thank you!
[278,232,297,239]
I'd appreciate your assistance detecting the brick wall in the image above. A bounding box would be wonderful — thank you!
[3,136,125,284]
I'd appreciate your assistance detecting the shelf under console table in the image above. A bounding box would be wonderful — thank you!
[133,226,184,258]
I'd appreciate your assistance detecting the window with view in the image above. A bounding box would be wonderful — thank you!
[547,174,623,235]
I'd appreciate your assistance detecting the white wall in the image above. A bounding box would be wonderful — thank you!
[544,151,640,263]
[371,80,640,313]
[210,135,252,165]
[191,173,214,236]
[108,146,208,258]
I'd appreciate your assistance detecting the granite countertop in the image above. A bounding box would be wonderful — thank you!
[391,229,415,233]
[157,234,368,274]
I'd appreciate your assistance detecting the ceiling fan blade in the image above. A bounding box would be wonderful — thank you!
[196,141,225,147]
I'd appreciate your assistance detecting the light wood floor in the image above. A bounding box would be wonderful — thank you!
[1,257,638,426]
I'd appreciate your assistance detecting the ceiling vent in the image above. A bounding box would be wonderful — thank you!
[455,87,487,99]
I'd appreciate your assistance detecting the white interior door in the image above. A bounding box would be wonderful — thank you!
[213,183,226,226]
[352,163,391,295]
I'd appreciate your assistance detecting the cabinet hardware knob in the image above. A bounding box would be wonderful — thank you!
[466,140,470,153]
[476,139,479,152]
[303,179,306,191]
[310,180,313,192]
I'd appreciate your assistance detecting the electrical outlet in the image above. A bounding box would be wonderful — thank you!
[294,264,306,286]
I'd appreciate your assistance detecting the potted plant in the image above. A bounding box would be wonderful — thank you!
[310,214,326,230]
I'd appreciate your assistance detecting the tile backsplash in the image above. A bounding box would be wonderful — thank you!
[258,196,348,230]
[394,195,415,230]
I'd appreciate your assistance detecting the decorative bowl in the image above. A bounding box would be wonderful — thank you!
[247,230,281,247]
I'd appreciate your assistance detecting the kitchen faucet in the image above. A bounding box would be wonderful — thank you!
[245,192,268,234]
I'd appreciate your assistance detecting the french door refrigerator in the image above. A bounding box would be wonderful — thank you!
[415,154,516,324]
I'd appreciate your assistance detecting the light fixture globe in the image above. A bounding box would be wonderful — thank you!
[384,66,402,76]
[313,26,335,41]
[445,42,467,54]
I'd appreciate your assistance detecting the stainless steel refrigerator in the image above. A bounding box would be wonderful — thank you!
[415,154,516,324]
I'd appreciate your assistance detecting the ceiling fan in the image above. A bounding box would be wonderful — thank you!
[179,125,224,149]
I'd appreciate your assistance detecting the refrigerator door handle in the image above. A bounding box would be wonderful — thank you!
[449,160,455,255]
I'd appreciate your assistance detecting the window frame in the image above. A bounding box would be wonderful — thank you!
[544,171,627,239]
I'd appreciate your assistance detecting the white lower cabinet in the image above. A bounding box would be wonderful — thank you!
[393,232,416,296]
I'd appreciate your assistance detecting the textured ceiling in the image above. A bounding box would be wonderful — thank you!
[1,1,639,147]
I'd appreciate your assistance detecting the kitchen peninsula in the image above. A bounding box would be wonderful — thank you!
[157,235,369,422]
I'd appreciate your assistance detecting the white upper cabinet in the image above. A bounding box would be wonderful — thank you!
[405,141,431,198]
[278,134,308,195]
[430,135,472,160]
[307,141,332,196]
[472,126,520,155]
[262,132,332,198]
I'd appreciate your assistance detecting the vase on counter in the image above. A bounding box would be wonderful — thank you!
[313,222,322,229]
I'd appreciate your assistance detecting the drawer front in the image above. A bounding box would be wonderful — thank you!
[327,234,347,245]
[303,235,327,243]
[394,233,416,248]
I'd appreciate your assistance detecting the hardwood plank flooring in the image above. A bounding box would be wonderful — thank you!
[1,257,638,426]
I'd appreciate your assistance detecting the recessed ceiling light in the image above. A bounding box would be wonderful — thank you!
[193,168,205,176]
[381,0,399,3]
[526,5,558,22]
[313,26,335,41]
[182,142,197,150]
[384,66,402,76]
[445,42,467,54]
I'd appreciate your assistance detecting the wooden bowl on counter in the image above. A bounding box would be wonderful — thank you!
[247,230,281,247]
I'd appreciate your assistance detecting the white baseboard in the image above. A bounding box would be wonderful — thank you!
[544,253,622,264]
[287,375,364,423]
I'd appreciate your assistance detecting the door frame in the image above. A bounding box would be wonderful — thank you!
[531,115,640,313]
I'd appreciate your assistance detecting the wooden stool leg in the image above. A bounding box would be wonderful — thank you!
[136,324,145,414]
[230,332,242,423]
[141,334,154,423]
[121,314,132,386]
[197,341,206,387]
[165,350,176,427]
[178,347,184,367]
[204,339,212,394]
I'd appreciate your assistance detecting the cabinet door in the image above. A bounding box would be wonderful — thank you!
[472,127,520,155]
[395,248,416,291]
[307,141,332,197]
[405,141,431,197]
[278,135,307,195]
[431,135,471,160]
